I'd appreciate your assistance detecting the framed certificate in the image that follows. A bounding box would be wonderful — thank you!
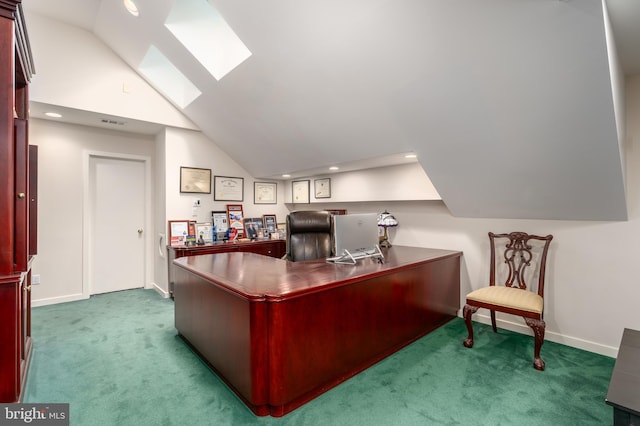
[314,178,331,199]
[180,167,211,194]
[214,176,244,201]
[292,180,310,203]
[254,182,277,204]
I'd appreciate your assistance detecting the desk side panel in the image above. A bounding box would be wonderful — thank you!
[267,255,460,415]
[173,266,269,412]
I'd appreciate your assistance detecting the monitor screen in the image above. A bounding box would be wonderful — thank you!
[333,213,379,257]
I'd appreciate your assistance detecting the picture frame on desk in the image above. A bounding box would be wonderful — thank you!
[168,220,190,246]
[212,210,228,230]
[215,176,244,201]
[263,214,277,233]
[292,180,310,203]
[244,217,263,240]
[195,222,213,244]
[180,167,211,194]
[254,182,277,204]
[226,204,245,236]
[314,178,331,199]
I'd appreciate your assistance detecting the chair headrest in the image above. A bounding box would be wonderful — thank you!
[288,211,332,233]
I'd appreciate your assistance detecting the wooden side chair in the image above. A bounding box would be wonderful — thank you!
[463,231,553,370]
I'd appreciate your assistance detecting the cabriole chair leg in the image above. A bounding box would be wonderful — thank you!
[525,317,546,371]
[463,304,479,348]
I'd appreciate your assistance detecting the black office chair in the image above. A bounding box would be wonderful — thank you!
[284,211,334,261]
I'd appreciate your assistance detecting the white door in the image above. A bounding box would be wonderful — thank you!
[89,156,146,294]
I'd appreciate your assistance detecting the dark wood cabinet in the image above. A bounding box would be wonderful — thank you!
[0,2,35,403]
[167,239,286,296]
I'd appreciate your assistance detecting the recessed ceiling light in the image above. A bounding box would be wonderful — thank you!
[45,112,62,118]
[123,0,139,17]
[329,166,339,171]
[282,174,291,178]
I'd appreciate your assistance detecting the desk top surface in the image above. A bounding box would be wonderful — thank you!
[174,245,461,301]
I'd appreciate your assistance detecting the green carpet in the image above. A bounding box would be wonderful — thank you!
[24,289,615,425]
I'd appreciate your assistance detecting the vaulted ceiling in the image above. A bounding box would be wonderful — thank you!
[22,0,640,220]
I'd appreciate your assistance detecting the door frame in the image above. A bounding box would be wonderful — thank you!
[82,150,152,298]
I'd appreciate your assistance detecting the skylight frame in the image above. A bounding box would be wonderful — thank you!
[164,0,252,81]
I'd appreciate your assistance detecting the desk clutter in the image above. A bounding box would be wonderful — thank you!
[168,208,281,247]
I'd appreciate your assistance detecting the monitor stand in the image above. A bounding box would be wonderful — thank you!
[329,245,384,265]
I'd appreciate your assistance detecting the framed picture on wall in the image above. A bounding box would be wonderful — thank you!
[292,180,310,203]
[314,178,331,199]
[254,182,277,204]
[214,176,244,201]
[180,167,211,194]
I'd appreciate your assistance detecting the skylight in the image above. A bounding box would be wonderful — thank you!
[138,45,202,108]
[164,0,252,81]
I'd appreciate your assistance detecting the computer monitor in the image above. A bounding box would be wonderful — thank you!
[332,213,381,262]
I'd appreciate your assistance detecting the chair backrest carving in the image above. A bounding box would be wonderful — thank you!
[489,232,553,297]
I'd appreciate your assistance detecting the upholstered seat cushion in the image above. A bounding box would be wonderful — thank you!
[466,286,543,314]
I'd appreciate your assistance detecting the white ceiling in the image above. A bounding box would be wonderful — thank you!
[21,0,639,220]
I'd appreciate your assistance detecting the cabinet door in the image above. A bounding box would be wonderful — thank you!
[13,119,28,272]
[28,145,37,256]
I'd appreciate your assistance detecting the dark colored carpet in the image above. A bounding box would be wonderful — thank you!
[24,289,615,425]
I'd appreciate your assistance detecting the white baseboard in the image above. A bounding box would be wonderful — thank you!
[32,293,88,307]
[150,282,170,299]
[461,312,618,358]
[33,284,170,307]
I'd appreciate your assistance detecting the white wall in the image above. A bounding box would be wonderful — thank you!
[152,127,290,295]
[29,119,155,305]
[285,162,440,205]
[292,75,640,358]
[26,12,196,130]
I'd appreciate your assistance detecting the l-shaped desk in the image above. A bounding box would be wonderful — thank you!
[173,245,461,417]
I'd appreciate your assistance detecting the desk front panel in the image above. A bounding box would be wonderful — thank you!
[267,254,460,415]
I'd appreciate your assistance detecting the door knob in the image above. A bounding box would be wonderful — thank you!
[17,192,25,199]
[138,229,143,234]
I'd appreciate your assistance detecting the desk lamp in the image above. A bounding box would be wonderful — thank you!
[377,210,398,248]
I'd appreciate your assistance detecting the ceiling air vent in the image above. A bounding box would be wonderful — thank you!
[100,119,125,126]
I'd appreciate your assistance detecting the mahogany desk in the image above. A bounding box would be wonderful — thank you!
[173,245,461,417]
